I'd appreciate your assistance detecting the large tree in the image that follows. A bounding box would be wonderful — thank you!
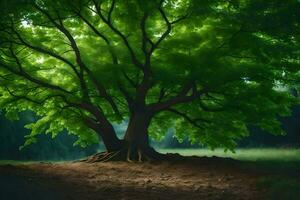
[0,0,299,160]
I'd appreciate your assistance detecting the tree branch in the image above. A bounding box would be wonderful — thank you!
[117,80,134,108]
[122,70,138,88]
[33,3,121,117]
[167,108,210,129]
[92,0,143,69]
[158,87,166,102]
[33,3,90,100]
[12,29,81,78]
[74,11,118,64]
[150,81,205,112]
[0,59,72,95]
[199,99,225,112]
[140,12,154,60]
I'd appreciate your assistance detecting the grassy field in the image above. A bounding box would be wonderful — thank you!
[158,148,300,161]
[159,148,300,176]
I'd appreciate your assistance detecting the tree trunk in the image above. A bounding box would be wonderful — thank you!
[84,117,123,152]
[85,107,164,161]
[124,110,163,160]
[124,111,151,148]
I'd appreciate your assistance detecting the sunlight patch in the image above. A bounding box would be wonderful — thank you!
[36,57,45,64]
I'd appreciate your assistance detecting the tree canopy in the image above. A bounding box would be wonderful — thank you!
[0,0,299,154]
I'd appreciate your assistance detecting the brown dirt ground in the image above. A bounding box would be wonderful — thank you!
[0,156,266,200]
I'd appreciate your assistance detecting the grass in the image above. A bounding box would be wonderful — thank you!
[0,160,34,165]
[158,148,300,161]
[159,148,300,175]
[0,160,66,165]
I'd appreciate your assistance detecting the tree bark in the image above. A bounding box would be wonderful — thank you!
[84,117,123,152]
[86,105,163,160]
[124,111,152,148]
[123,110,164,160]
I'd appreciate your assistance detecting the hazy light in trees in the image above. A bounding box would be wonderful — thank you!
[36,58,44,64]
[21,20,31,28]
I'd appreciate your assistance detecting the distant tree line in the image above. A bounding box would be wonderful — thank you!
[239,106,300,148]
[0,112,99,160]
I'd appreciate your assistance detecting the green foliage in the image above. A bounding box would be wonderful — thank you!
[0,0,299,150]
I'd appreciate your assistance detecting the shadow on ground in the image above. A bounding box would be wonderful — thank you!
[3,155,300,200]
[0,172,66,200]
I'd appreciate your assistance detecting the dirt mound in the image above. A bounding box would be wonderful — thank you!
[0,156,264,200]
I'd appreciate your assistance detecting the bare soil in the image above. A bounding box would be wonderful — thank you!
[0,156,265,200]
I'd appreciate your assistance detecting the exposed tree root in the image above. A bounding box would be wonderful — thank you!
[77,147,166,163]
[78,150,126,163]
[77,151,238,166]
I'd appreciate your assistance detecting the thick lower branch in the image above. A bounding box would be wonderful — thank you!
[84,117,122,152]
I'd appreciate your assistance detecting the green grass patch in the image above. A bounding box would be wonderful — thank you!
[0,160,66,165]
[158,148,300,162]
[0,160,34,165]
[159,148,300,176]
